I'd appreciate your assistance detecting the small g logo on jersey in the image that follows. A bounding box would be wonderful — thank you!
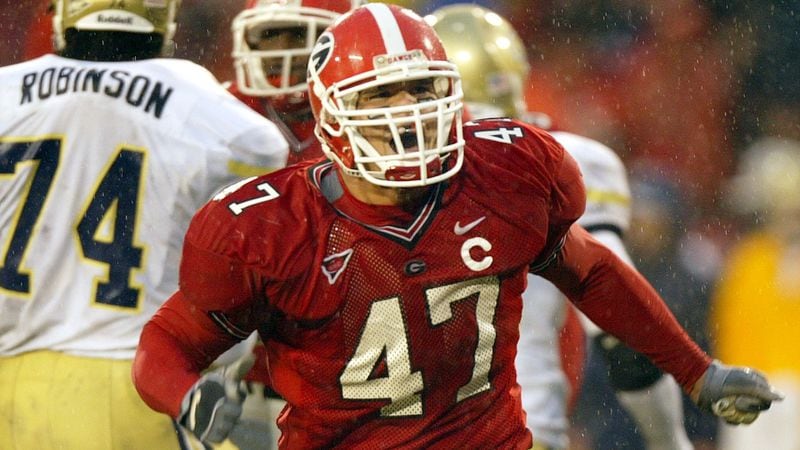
[310,32,334,75]
[404,259,427,276]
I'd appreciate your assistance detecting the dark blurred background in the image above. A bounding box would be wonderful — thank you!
[2,1,799,449]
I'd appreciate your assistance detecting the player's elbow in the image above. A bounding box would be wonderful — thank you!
[132,320,198,418]
[539,225,620,300]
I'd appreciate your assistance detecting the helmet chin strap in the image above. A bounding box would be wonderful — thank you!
[385,157,442,183]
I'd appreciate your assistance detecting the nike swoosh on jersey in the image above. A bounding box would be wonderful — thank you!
[454,216,486,235]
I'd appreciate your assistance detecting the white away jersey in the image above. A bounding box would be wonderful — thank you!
[0,54,288,358]
[550,131,630,233]
[517,130,632,448]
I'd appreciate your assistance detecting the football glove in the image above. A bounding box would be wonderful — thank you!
[695,360,784,425]
[226,381,278,450]
[178,353,255,444]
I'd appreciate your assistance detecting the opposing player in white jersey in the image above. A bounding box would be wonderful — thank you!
[429,5,694,450]
[0,1,287,449]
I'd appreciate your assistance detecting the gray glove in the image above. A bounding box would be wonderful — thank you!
[696,360,784,425]
[227,382,278,450]
[178,353,255,444]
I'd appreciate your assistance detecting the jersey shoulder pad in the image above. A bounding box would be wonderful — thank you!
[180,167,316,311]
[204,165,311,225]
[463,118,567,196]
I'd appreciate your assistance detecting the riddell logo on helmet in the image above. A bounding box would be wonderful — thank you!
[76,10,156,32]
[97,14,134,25]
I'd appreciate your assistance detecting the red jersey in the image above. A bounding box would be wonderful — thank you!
[133,119,710,449]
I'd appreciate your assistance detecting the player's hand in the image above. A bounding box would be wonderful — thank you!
[178,353,256,444]
[692,360,784,425]
[227,381,278,450]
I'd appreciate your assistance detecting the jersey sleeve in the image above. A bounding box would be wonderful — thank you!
[133,181,276,417]
[132,290,240,418]
[539,225,712,391]
[214,80,287,176]
[225,113,288,178]
[205,90,287,180]
[529,136,587,272]
[179,214,251,311]
[179,190,268,320]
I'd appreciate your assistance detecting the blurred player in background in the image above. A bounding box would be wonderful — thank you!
[229,0,361,164]
[0,1,287,449]
[133,3,780,448]
[428,5,695,449]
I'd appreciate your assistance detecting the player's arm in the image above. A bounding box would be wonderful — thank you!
[540,225,709,388]
[533,140,781,425]
[526,133,700,382]
[132,290,240,417]
[133,202,266,443]
[539,227,782,423]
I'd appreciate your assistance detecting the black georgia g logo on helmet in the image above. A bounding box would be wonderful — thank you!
[310,32,334,76]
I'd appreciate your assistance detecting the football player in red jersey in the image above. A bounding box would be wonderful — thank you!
[228,0,361,164]
[133,4,783,448]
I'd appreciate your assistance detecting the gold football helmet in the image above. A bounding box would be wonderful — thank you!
[426,4,529,119]
[52,0,181,53]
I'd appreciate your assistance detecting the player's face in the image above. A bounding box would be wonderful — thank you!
[355,78,441,159]
[247,26,317,85]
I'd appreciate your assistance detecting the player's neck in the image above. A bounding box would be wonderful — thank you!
[338,169,430,208]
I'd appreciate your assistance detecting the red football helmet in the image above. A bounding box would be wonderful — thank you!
[308,3,465,188]
[231,0,360,98]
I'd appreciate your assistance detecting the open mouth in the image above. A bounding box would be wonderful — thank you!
[393,129,419,152]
